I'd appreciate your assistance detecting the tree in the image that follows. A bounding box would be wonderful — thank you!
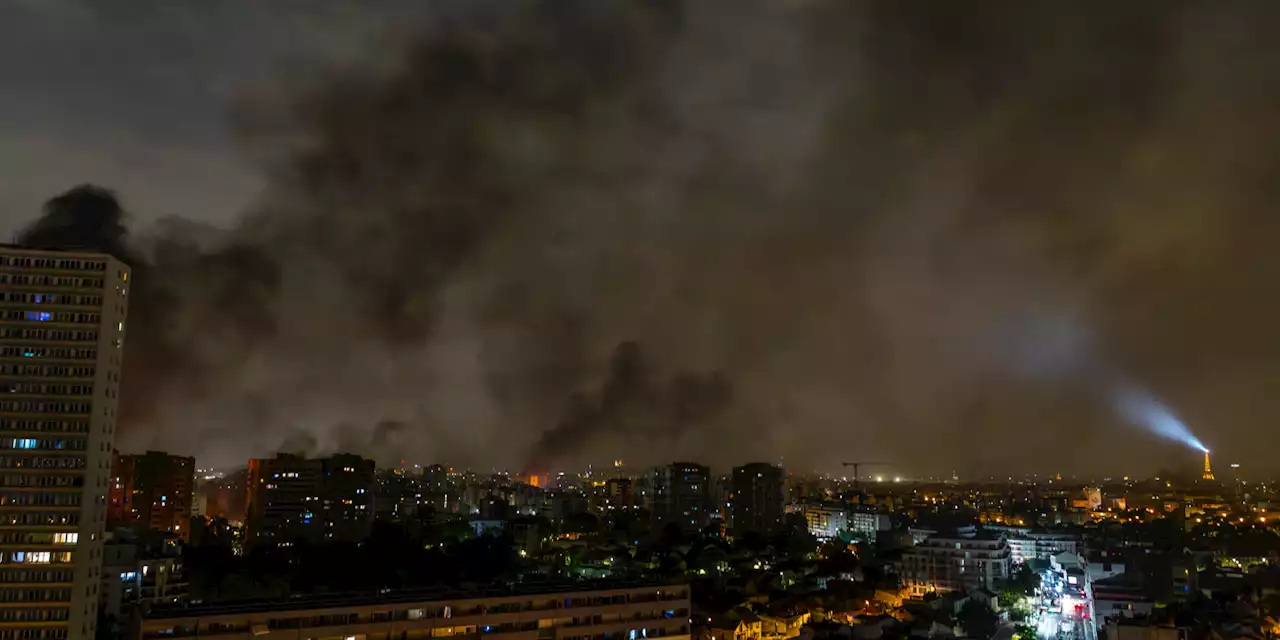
[562,512,601,536]
[1014,623,1038,640]
[958,600,999,640]
[1010,563,1041,596]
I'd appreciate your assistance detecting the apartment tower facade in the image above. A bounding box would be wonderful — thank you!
[108,451,195,541]
[0,248,130,640]
[245,453,376,549]
[651,463,712,531]
[730,462,785,537]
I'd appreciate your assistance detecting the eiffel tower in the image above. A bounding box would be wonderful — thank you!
[1202,451,1215,481]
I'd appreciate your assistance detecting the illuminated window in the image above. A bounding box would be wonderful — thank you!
[12,439,36,450]
[25,552,50,564]
[53,533,77,545]
[24,312,51,322]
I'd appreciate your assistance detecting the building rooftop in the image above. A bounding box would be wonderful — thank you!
[0,243,123,258]
[144,579,687,620]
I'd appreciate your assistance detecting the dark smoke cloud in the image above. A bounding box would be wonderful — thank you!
[526,342,731,472]
[17,0,1280,476]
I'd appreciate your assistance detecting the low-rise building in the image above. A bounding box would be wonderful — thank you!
[1093,572,1156,631]
[100,530,187,637]
[138,581,691,640]
[1105,619,1184,640]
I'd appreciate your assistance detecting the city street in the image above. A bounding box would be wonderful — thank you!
[1031,567,1095,640]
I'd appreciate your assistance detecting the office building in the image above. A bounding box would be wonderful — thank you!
[244,453,376,548]
[108,451,195,540]
[138,581,691,640]
[902,532,1011,596]
[730,463,785,536]
[651,463,711,530]
[0,248,130,640]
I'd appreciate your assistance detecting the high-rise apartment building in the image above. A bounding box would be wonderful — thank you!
[651,463,711,531]
[0,247,130,640]
[730,462,785,536]
[244,453,376,548]
[108,451,195,540]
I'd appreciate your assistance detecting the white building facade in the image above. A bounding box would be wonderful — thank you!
[902,533,1012,596]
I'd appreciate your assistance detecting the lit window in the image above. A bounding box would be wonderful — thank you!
[25,552,50,564]
[12,439,36,450]
[53,533,77,545]
[25,311,51,322]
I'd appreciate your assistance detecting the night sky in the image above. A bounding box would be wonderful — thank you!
[4,0,1280,477]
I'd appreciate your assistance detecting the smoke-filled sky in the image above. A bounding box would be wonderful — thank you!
[4,0,1280,477]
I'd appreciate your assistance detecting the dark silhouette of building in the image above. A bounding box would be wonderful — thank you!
[731,462,785,536]
[108,450,196,540]
[606,477,634,508]
[652,462,711,530]
[245,453,375,548]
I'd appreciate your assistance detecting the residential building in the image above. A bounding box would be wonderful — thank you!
[731,463,785,537]
[1092,571,1155,632]
[137,581,692,640]
[0,248,131,640]
[605,478,634,509]
[652,463,711,530]
[1005,531,1081,564]
[1105,619,1183,640]
[848,506,892,540]
[108,451,195,540]
[902,532,1012,596]
[803,503,847,539]
[244,453,375,548]
[99,530,186,637]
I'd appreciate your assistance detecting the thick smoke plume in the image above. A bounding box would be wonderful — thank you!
[16,0,1280,475]
[527,342,731,473]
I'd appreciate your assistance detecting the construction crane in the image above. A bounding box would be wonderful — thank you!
[841,461,888,493]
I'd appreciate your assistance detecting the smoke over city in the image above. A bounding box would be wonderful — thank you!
[12,0,1280,475]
